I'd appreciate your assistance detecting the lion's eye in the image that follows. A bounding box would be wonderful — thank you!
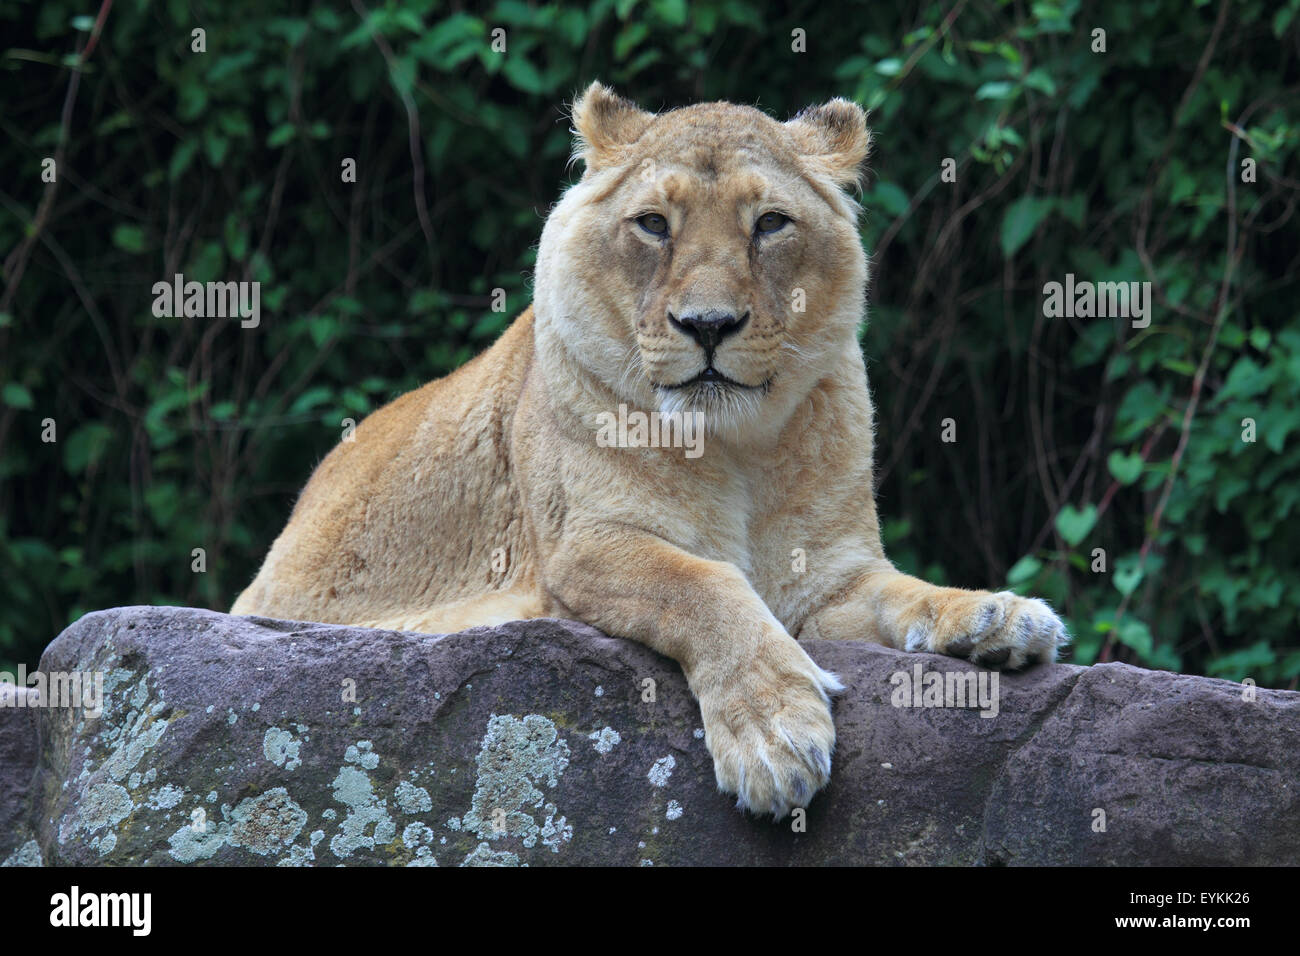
[637,214,669,237]
[755,212,789,235]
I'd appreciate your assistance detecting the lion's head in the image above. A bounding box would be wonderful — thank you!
[534,82,871,436]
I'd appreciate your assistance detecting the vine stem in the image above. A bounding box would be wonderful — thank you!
[1098,115,1244,664]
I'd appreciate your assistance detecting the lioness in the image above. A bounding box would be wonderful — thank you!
[233,82,1067,818]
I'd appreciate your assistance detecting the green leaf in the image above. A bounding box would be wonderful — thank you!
[1113,557,1144,597]
[870,181,910,217]
[975,81,1016,101]
[267,124,295,148]
[1217,357,1272,402]
[63,424,114,474]
[266,17,310,46]
[111,224,146,253]
[168,140,199,181]
[1000,197,1052,257]
[410,13,485,63]
[208,51,257,83]
[613,21,648,60]
[1024,69,1056,96]
[144,483,181,527]
[308,316,339,348]
[1007,555,1043,585]
[1107,451,1143,485]
[502,56,545,94]
[1146,643,1182,673]
[289,385,333,415]
[651,0,688,26]
[1114,618,1153,658]
[341,11,383,49]
[1207,641,1276,680]
[217,111,253,139]
[176,83,207,121]
[551,9,585,45]
[1274,5,1296,37]
[391,8,424,33]
[1056,194,1085,227]
[388,55,417,100]
[312,7,342,30]
[2,383,34,409]
[1054,503,1097,546]
[203,130,229,167]
[224,215,249,260]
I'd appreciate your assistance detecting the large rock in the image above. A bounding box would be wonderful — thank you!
[2,606,1296,866]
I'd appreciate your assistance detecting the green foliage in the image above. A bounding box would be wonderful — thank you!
[0,0,1296,686]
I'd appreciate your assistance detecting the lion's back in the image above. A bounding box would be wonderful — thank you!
[231,308,538,624]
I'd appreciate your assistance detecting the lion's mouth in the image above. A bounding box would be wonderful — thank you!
[656,366,768,391]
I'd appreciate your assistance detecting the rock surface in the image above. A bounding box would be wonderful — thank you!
[2,605,1297,866]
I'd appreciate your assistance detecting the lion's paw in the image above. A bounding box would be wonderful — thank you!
[905,589,1067,669]
[695,643,842,820]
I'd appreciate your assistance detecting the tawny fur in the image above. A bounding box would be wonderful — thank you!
[233,82,1067,818]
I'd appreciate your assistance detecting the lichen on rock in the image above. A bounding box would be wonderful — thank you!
[459,714,571,852]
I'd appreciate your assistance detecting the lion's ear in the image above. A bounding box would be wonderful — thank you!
[785,98,871,190]
[570,81,654,172]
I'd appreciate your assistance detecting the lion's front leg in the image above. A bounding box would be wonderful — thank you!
[802,568,1068,669]
[544,524,842,819]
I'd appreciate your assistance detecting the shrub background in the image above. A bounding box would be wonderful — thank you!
[2,0,1297,685]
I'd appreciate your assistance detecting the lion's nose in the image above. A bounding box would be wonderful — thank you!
[668,309,749,354]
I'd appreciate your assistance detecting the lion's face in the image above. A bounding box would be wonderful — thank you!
[535,83,871,435]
